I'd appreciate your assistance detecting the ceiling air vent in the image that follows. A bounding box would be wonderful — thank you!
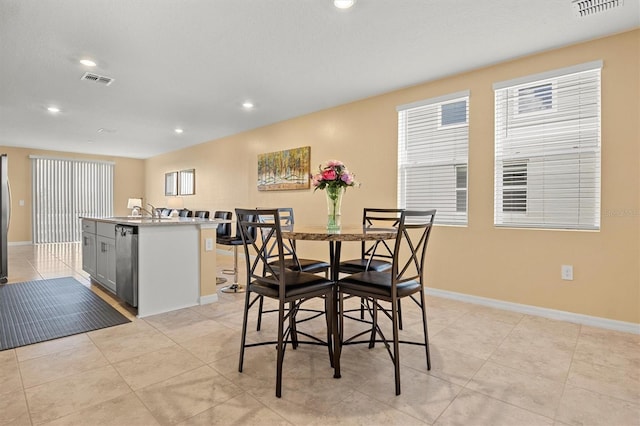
[80,72,115,86]
[572,0,624,17]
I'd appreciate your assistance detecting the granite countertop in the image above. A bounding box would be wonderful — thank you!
[82,216,227,227]
[280,225,397,241]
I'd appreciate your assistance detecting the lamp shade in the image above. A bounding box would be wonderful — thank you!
[167,197,184,209]
[127,198,142,209]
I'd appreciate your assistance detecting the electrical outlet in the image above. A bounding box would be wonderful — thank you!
[205,237,214,251]
[561,265,573,281]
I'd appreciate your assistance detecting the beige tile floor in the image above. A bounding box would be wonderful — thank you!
[1,243,639,425]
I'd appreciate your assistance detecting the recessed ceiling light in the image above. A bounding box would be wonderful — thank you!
[242,101,254,109]
[334,0,355,9]
[174,128,184,134]
[80,59,97,67]
[47,106,60,113]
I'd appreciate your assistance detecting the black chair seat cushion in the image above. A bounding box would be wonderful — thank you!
[251,271,334,299]
[217,236,243,246]
[339,271,420,299]
[269,258,330,274]
[338,258,392,274]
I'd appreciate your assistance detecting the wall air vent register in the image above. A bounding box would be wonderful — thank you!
[572,0,624,17]
[80,72,115,86]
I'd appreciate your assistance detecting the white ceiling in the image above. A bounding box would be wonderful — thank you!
[1,0,638,159]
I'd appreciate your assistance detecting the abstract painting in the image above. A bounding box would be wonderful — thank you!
[257,146,310,191]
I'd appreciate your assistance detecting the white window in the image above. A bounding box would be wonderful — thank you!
[440,99,468,128]
[502,161,527,213]
[397,91,469,225]
[455,165,467,212]
[517,83,554,114]
[494,61,602,230]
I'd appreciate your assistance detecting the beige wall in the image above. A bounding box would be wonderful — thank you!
[0,146,145,242]
[146,30,640,323]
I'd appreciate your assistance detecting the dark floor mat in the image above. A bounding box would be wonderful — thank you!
[0,277,130,351]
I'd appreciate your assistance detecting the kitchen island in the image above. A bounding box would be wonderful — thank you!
[81,216,223,318]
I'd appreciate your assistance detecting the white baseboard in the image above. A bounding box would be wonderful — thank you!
[199,293,219,305]
[9,241,33,246]
[426,287,640,335]
[214,247,640,334]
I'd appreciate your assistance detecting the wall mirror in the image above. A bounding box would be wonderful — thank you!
[179,169,195,195]
[165,171,178,196]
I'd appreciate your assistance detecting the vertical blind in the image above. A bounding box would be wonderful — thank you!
[397,91,469,225]
[32,156,114,243]
[493,61,602,230]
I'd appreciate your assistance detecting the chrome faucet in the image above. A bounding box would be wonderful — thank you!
[138,203,159,218]
[148,203,160,218]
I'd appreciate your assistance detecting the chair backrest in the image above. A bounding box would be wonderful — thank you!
[178,209,192,217]
[262,207,295,244]
[276,207,295,226]
[236,209,276,285]
[391,209,436,288]
[194,210,210,219]
[360,208,404,265]
[255,208,301,271]
[214,211,232,237]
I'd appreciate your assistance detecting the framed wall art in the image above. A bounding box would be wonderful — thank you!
[257,146,310,191]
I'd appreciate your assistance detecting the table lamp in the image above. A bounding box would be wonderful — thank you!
[127,198,143,216]
[167,196,183,217]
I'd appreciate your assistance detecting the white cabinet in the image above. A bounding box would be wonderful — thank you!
[95,222,116,293]
[80,217,216,317]
[81,220,97,276]
[96,235,116,292]
[82,219,116,293]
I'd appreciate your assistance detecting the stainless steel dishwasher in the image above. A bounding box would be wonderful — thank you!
[115,225,138,307]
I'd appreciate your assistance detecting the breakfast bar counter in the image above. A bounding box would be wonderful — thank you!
[81,216,223,317]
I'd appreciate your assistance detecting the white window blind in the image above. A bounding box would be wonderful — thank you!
[397,91,469,225]
[494,61,602,230]
[31,156,114,243]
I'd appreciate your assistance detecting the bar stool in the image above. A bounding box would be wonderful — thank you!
[214,211,232,285]
[217,214,256,293]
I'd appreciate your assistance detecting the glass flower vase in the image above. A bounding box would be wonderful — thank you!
[325,185,344,230]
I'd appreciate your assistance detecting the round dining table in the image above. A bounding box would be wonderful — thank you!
[280,224,398,378]
[280,225,397,280]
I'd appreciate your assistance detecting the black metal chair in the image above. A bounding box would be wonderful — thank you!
[256,207,330,330]
[178,209,192,217]
[214,211,232,285]
[271,208,330,275]
[339,208,404,326]
[338,208,403,274]
[338,209,436,395]
[194,210,210,219]
[236,208,337,398]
